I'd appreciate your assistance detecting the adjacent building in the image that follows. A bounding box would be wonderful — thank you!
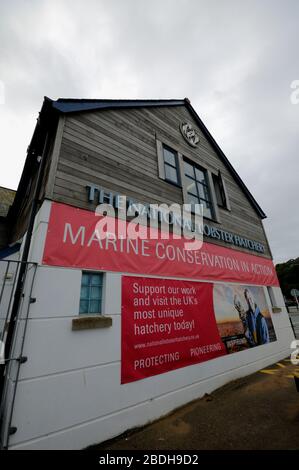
[0,186,15,250]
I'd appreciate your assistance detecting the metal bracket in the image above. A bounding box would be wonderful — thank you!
[2,356,28,364]
[9,426,17,436]
[16,356,28,364]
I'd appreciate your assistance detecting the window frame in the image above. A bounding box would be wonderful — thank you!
[156,136,223,222]
[79,271,104,315]
[162,144,181,187]
[183,158,215,221]
[156,137,182,188]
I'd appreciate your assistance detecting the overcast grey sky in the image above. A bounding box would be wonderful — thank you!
[0,0,298,263]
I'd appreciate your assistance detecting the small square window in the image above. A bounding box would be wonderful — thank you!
[79,272,103,314]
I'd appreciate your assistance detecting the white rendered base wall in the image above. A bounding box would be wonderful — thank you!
[1,201,294,450]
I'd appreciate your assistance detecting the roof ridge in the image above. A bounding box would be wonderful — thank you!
[55,98,187,103]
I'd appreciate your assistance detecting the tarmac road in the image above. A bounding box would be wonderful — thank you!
[290,311,299,338]
[91,358,299,450]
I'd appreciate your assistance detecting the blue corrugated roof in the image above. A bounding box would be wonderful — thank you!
[52,98,186,113]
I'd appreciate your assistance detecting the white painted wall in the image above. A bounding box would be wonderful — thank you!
[1,200,294,450]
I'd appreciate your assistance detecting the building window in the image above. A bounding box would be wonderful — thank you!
[183,159,214,219]
[212,172,229,209]
[162,145,180,185]
[80,272,103,314]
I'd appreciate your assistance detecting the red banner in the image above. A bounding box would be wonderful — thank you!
[121,276,227,383]
[42,202,279,286]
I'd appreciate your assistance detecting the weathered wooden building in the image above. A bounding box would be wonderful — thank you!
[0,187,15,250]
[0,98,294,449]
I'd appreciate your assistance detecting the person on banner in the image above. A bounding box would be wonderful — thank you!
[243,288,270,345]
[233,294,256,347]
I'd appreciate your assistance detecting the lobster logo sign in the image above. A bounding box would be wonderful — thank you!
[180,121,200,147]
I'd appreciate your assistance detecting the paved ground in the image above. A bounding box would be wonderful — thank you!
[289,310,299,338]
[92,359,299,450]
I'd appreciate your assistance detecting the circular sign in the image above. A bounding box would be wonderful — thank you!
[291,288,299,296]
[180,121,200,147]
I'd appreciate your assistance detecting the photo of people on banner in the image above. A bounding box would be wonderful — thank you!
[121,277,277,384]
[213,284,277,353]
